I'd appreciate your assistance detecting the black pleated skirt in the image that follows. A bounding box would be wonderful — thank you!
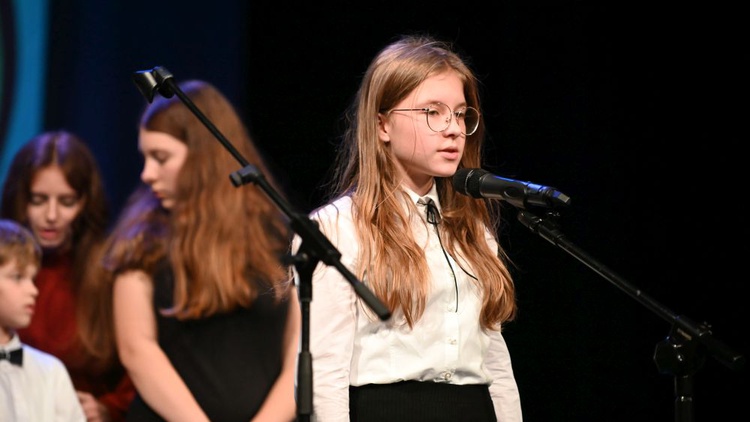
[349,381,497,422]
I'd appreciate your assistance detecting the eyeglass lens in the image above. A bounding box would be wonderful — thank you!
[426,103,480,135]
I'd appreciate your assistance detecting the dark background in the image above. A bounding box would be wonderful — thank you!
[15,1,750,420]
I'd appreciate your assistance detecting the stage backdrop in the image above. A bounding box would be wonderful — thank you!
[0,0,48,184]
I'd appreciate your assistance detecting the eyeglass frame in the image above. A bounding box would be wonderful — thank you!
[385,102,481,136]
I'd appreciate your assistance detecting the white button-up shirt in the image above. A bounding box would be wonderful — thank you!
[0,333,85,422]
[294,184,522,422]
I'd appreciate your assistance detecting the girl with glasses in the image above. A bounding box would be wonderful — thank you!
[293,34,522,421]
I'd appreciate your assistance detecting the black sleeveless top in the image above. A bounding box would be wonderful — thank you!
[127,263,290,421]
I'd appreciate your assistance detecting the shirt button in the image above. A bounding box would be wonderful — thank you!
[444,372,452,380]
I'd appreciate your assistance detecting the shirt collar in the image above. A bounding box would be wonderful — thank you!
[404,182,442,214]
[0,332,22,352]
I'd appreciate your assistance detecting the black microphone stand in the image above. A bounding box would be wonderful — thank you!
[132,66,392,422]
[514,207,745,422]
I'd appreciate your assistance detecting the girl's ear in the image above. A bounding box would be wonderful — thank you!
[377,113,390,143]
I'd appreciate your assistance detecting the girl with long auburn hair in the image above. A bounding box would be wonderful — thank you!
[102,80,299,421]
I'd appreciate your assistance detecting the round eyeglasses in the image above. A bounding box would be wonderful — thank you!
[387,102,481,136]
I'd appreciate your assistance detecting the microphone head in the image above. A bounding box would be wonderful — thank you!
[452,168,488,198]
[132,70,159,103]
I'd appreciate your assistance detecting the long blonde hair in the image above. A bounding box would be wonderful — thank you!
[324,34,516,330]
[104,80,292,320]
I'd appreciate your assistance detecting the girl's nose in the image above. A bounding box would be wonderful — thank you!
[45,202,59,221]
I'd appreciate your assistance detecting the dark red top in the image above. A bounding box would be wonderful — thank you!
[18,252,134,421]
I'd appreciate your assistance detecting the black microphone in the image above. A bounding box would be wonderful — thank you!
[132,66,176,103]
[452,168,571,209]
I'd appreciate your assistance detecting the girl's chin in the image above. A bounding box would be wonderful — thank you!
[41,241,72,256]
[158,197,175,210]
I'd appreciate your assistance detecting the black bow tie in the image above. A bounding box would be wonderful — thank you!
[0,348,23,366]
[418,197,441,226]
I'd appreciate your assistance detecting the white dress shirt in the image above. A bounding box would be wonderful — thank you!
[0,333,85,422]
[293,184,522,422]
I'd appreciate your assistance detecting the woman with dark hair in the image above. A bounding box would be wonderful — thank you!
[103,80,299,421]
[1,130,135,421]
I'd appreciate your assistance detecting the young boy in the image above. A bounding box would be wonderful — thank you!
[0,219,85,421]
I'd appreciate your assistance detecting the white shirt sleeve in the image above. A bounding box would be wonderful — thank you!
[50,353,87,422]
[486,329,523,421]
[293,198,359,422]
